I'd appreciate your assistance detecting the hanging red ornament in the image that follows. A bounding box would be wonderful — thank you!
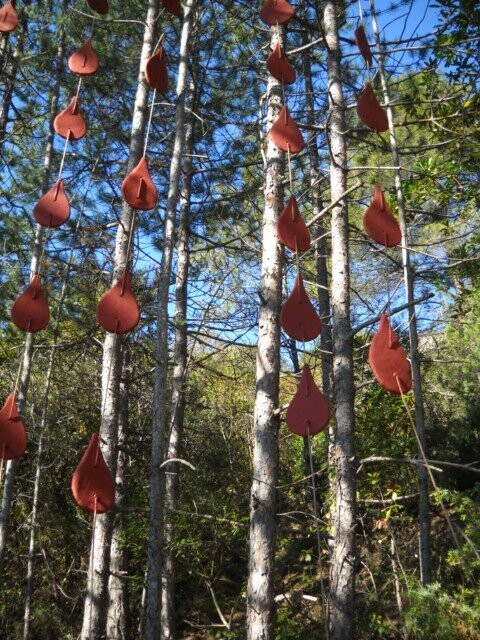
[11,274,49,333]
[280,273,321,342]
[286,364,330,437]
[68,39,99,76]
[363,184,401,247]
[266,43,296,85]
[71,433,115,514]
[33,179,70,228]
[276,196,310,252]
[269,105,305,155]
[259,0,294,26]
[0,394,27,460]
[96,269,140,335]
[54,97,87,141]
[354,25,373,68]
[356,82,388,133]
[369,314,412,394]
[145,47,168,95]
[121,156,158,211]
[161,0,181,17]
[86,0,108,15]
[0,1,18,33]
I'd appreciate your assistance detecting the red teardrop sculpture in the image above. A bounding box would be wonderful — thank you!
[68,39,99,76]
[54,97,87,141]
[286,364,330,437]
[354,25,373,67]
[86,0,108,15]
[11,274,49,333]
[0,394,27,460]
[96,270,140,335]
[269,106,305,155]
[266,43,296,85]
[0,1,18,33]
[276,196,311,252]
[71,433,115,514]
[145,48,168,94]
[259,0,294,25]
[161,0,181,16]
[33,179,70,228]
[356,83,388,133]
[363,184,401,247]
[121,156,158,211]
[369,315,412,394]
[280,273,321,342]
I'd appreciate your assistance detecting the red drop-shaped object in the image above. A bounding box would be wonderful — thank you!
[86,0,108,15]
[369,315,412,394]
[266,43,296,85]
[68,39,99,76]
[259,0,294,25]
[71,433,115,514]
[0,1,18,33]
[145,47,168,94]
[280,273,321,342]
[0,394,27,460]
[286,364,330,437]
[354,25,373,67]
[363,184,401,247]
[269,105,305,155]
[276,196,311,252]
[161,0,181,16]
[11,274,49,333]
[96,270,140,335]
[54,97,87,141]
[33,179,70,228]
[121,156,158,211]
[356,83,388,133]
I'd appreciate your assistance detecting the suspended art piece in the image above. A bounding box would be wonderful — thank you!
[0,1,18,33]
[68,39,99,76]
[286,364,330,436]
[54,97,87,141]
[259,0,294,26]
[356,83,388,133]
[121,156,158,211]
[96,269,140,335]
[369,314,412,394]
[280,273,321,342]
[145,47,168,95]
[86,0,108,15]
[354,24,373,68]
[71,433,115,513]
[11,274,49,333]
[161,0,181,16]
[0,394,27,460]
[33,179,70,228]
[363,184,401,247]
[276,196,310,252]
[269,105,305,155]
[266,43,296,85]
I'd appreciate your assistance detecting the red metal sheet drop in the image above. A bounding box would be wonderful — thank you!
[269,105,305,155]
[86,0,108,15]
[161,0,181,16]
[259,0,294,25]
[276,196,310,252]
[0,394,27,460]
[11,274,49,333]
[96,270,140,335]
[286,364,330,437]
[68,39,99,76]
[363,184,401,247]
[33,179,70,228]
[266,43,296,85]
[280,273,321,342]
[354,25,373,67]
[54,97,87,141]
[121,156,158,211]
[0,1,18,33]
[71,433,115,514]
[356,83,388,133]
[145,47,168,95]
[369,315,412,394]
